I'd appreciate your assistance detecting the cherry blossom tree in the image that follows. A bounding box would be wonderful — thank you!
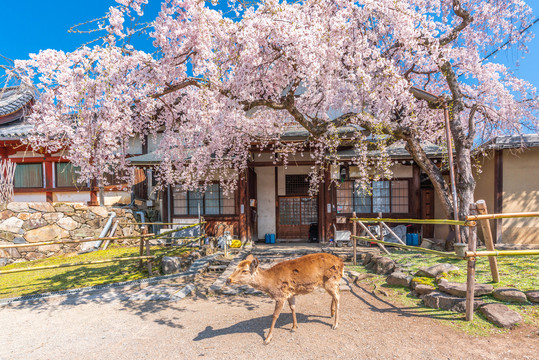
[10,0,538,243]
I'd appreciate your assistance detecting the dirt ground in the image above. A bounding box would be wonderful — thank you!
[1,280,537,360]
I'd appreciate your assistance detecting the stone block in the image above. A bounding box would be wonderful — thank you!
[492,287,528,303]
[43,212,64,223]
[7,203,29,212]
[161,256,182,274]
[28,202,55,212]
[374,257,395,275]
[25,224,70,243]
[480,303,522,328]
[22,218,48,231]
[386,272,412,287]
[415,284,435,295]
[525,290,539,303]
[89,206,109,217]
[57,217,80,231]
[0,210,14,220]
[0,217,24,233]
[415,263,459,278]
[422,291,483,313]
[438,280,493,297]
[73,203,89,211]
[53,204,75,214]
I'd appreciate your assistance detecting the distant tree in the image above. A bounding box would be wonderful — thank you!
[11,0,538,243]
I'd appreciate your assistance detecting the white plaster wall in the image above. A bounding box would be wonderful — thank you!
[255,166,276,238]
[14,193,47,202]
[54,192,91,203]
[277,165,312,196]
[391,164,413,178]
[9,150,42,158]
[127,136,143,155]
[147,133,165,153]
[102,191,132,206]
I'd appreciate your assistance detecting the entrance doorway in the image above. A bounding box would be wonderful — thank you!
[277,196,318,241]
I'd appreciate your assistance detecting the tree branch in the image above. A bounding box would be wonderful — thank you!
[439,0,473,46]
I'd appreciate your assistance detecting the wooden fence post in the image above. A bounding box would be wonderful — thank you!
[352,212,357,266]
[139,227,147,269]
[466,204,478,321]
[145,236,153,276]
[378,212,384,243]
[475,200,500,283]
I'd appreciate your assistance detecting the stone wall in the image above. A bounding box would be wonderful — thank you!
[0,202,142,264]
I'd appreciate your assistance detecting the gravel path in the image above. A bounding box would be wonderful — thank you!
[1,281,537,360]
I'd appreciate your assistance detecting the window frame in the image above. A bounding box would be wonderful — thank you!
[55,162,83,188]
[336,179,410,215]
[172,183,236,216]
[13,163,44,189]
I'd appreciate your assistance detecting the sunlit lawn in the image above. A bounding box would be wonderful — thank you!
[0,245,193,299]
[346,249,539,335]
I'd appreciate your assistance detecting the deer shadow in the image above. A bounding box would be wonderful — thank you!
[193,311,331,341]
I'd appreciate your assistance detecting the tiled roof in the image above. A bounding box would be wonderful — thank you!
[0,86,33,117]
[0,118,34,140]
[337,141,444,160]
[479,134,539,150]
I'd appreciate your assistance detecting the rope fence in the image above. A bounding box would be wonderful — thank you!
[350,201,539,323]
[0,221,207,277]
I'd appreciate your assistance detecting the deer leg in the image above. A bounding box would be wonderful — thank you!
[265,300,284,344]
[330,297,336,317]
[325,285,340,330]
[288,296,298,331]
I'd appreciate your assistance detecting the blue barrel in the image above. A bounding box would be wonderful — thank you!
[270,234,276,244]
[265,234,270,244]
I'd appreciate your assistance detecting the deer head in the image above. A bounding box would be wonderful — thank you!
[226,254,259,286]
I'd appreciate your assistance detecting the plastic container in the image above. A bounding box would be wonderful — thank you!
[406,233,420,246]
[265,233,276,244]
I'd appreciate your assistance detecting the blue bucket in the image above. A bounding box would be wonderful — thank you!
[406,233,419,246]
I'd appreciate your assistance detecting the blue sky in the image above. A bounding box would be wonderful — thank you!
[1,0,538,89]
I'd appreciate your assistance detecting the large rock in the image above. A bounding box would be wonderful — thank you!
[386,272,412,287]
[53,204,75,214]
[362,253,373,266]
[28,202,55,212]
[492,287,528,303]
[0,240,21,258]
[0,210,14,220]
[22,218,48,231]
[422,291,483,313]
[43,212,64,223]
[161,256,182,274]
[7,203,29,212]
[0,217,24,233]
[438,280,493,297]
[89,206,109,218]
[57,217,80,231]
[415,284,435,295]
[374,257,395,275]
[73,203,89,211]
[525,291,539,303]
[24,224,70,243]
[415,263,459,278]
[72,226,96,238]
[480,304,522,328]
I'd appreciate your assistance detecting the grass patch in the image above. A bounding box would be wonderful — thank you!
[345,251,539,336]
[0,244,193,299]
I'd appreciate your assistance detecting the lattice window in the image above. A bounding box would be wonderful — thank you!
[301,198,318,224]
[279,197,301,225]
[285,174,309,195]
[173,184,236,216]
[336,180,409,214]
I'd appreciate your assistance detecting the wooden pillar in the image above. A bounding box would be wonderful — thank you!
[352,211,357,265]
[494,150,503,243]
[44,160,54,202]
[238,171,248,242]
[324,168,333,242]
[465,204,478,321]
[411,163,421,218]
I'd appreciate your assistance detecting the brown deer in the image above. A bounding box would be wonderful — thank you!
[226,253,344,344]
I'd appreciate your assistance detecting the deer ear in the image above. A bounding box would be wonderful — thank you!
[245,254,254,262]
[249,257,259,274]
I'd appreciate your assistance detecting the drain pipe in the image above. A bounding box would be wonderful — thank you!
[80,211,116,252]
